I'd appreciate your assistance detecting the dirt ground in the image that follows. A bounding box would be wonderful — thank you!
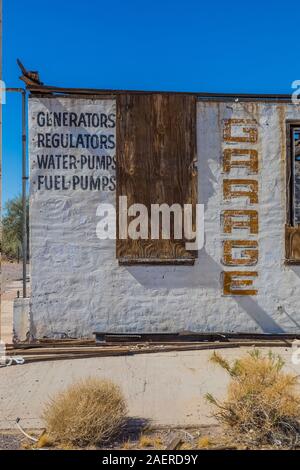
[1,261,30,343]
[1,261,28,293]
[1,425,295,450]
[0,430,25,450]
[0,425,236,451]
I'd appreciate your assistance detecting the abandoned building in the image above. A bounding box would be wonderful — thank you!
[13,80,300,340]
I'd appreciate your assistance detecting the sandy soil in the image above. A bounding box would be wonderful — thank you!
[0,430,25,450]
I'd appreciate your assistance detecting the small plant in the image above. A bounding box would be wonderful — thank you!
[121,440,132,450]
[138,434,163,449]
[197,436,213,448]
[205,350,300,448]
[43,377,127,447]
[179,441,193,450]
[36,431,53,448]
[138,435,153,448]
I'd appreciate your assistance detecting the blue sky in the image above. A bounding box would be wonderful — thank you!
[2,0,300,206]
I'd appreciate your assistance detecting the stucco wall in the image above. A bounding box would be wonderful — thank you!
[29,98,300,338]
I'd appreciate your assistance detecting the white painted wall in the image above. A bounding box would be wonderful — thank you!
[29,98,300,338]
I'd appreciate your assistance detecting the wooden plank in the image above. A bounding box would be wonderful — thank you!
[9,340,292,360]
[116,93,197,263]
[285,224,300,263]
[8,341,292,365]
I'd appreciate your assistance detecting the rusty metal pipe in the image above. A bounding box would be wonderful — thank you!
[26,84,294,102]
[6,88,27,298]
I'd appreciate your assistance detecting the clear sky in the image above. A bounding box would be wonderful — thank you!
[2,0,300,206]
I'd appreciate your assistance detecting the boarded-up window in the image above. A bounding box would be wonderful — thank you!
[116,93,197,264]
[286,123,300,263]
[291,128,300,224]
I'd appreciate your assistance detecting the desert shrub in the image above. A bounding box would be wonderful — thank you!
[138,434,163,449]
[43,377,127,446]
[205,350,300,448]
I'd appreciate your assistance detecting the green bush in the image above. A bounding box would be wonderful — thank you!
[1,195,29,260]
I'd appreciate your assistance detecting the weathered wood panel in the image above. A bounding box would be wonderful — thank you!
[285,126,300,264]
[293,129,300,225]
[285,225,300,263]
[116,94,197,263]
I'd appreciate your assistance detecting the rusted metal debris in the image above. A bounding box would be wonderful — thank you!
[3,335,297,365]
[94,331,300,343]
[17,61,294,102]
[17,59,43,87]
[166,435,183,450]
[28,85,295,102]
[15,418,38,443]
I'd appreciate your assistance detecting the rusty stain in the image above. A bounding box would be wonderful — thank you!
[222,240,258,266]
[223,271,258,296]
[277,106,287,218]
[223,119,258,143]
[222,209,258,234]
[238,102,259,123]
[223,148,258,174]
[223,179,259,204]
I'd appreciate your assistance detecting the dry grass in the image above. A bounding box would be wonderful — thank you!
[138,435,153,448]
[152,437,163,449]
[197,436,213,448]
[138,434,163,449]
[179,442,193,450]
[20,442,32,450]
[206,350,300,448]
[121,440,133,450]
[42,377,127,447]
[36,431,54,448]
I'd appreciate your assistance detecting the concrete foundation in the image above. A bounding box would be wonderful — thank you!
[13,298,30,342]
